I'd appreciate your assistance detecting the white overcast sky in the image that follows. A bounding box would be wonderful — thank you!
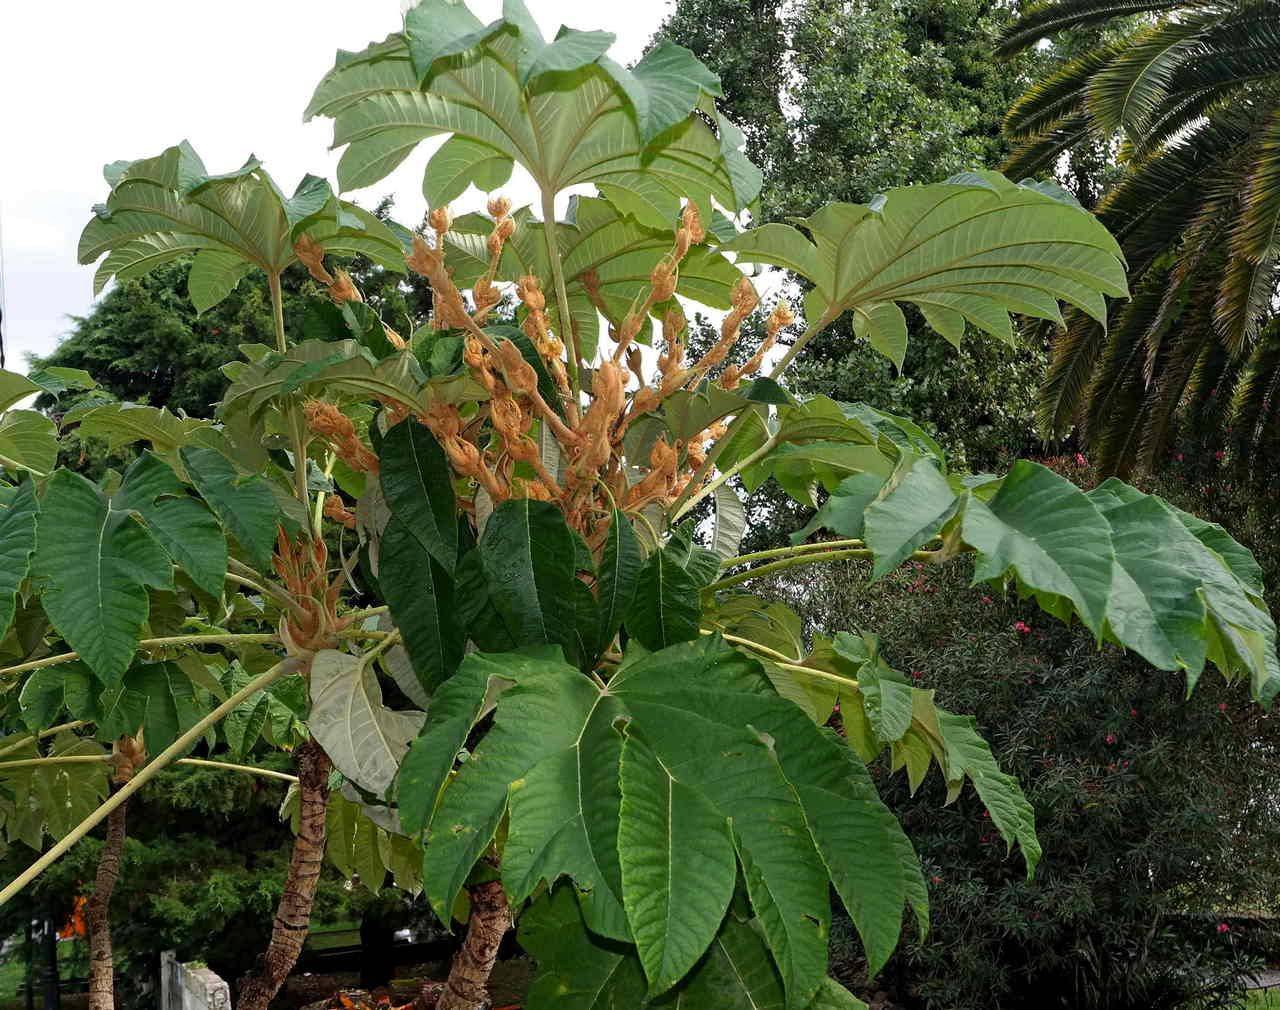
[0,0,673,371]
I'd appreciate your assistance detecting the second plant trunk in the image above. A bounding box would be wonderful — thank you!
[431,879,511,1010]
[237,738,331,1010]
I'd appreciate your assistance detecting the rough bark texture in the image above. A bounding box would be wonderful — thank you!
[86,800,127,1010]
[430,880,511,1010]
[238,739,331,1010]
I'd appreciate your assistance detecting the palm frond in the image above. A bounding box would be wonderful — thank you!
[1005,42,1127,140]
[1141,187,1236,380]
[1231,107,1280,263]
[1182,341,1236,442]
[1088,337,1151,476]
[1215,253,1280,353]
[998,0,1206,56]
[1126,84,1242,159]
[1039,309,1113,438]
[1229,323,1280,459]
[1138,292,1217,467]
[1098,108,1254,269]
[1086,13,1218,134]
[1078,274,1173,474]
[1002,115,1096,180]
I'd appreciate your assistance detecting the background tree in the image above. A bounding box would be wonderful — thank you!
[1001,0,1280,477]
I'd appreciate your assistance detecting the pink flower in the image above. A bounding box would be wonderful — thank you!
[1074,453,1087,466]
[1219,703,1227,712]
[1130,709,1139,717]
[1217,923,1230,934]
[832,703,841,712]
[1175,453,1184,462]
[1105,734,1116,744]
[982,595,993,604]
[1014,621,1031,633]
[1215,450,1225,461]
[930,875,942,884]
[911,670,922,680]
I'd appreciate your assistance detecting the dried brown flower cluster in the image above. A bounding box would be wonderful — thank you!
[298,198,792,558]
[304,399,378,473]
[395,198,790,548]
[273,530,346,657]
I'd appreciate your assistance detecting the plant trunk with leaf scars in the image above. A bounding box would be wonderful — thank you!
[238,738,331,1010]
[426,879,511,1010]
[85,800,126,1010]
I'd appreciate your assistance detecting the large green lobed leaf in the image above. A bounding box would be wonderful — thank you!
[31,471,173,683]
[308,0,758,218]
[723,171,1127,366]
[79,140,407,311]
[0,481,39,643]
[415,637,924,1008]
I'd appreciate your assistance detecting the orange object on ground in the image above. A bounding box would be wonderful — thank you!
[58,895,87,939]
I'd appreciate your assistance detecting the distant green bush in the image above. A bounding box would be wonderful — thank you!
[760,545,1280,1009]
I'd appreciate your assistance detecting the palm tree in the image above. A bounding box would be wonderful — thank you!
[1000,0,1280,476]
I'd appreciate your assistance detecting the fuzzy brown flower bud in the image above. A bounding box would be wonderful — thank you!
[650,260,678,302]
[673,227,692,260]
[428,206,453,236]
[323,496,357,529]
[517,275,546,313]
[406,233,442,278]
[422,402,463,440]
[626,346,645,387]
[681,203,705,244]
[443,435,482,475]
[494,340,538,398]
[294,234,333,285]
[329,269,361,305]
[487,196,512,219]
[662,307,686,345]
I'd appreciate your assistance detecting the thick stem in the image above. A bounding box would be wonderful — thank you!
[705,632,860,689]
[709,547,886,592]
[0,634,280,680]
[0,722,89,761]
[174,758,298,784]
[237,739,332,1010]
[540,189,581,395]
[0,661,291,907]
[432,880,511,1010]
[0,453,46,477]
[269,270,312,511]
[768,305,839,380]
[721,539,866,569]
[85,800,126,1010]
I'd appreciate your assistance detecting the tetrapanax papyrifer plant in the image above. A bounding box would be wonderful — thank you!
[0,3,1277,1010]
